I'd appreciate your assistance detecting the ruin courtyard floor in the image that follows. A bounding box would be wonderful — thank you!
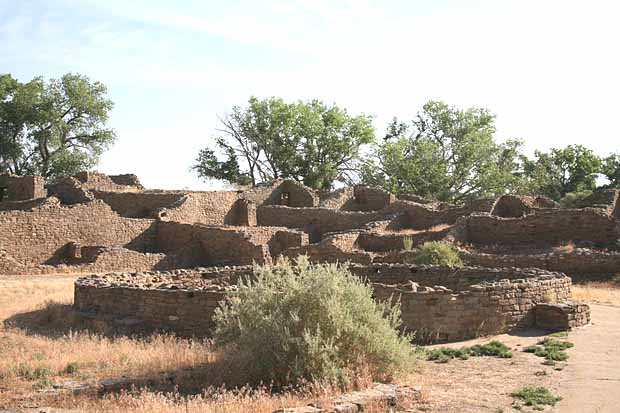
[0,275,618,413]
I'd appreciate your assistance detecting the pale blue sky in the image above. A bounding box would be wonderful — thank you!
[1,0,619,189]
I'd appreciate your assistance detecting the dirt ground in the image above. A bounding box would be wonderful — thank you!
[0,275,619,412]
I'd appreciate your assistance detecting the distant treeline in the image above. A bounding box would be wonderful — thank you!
[194,97,618,203]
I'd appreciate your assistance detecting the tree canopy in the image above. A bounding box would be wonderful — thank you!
[0,73,115,181]
[521,145,602,200]
[361,101,523,202]
[193,96,375,190]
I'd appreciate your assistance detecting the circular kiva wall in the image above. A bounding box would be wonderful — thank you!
[74,264,574,343]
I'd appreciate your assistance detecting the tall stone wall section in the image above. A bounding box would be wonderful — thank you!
[457,209,620,247]
[157,221,307,266]
[0,201,156,270]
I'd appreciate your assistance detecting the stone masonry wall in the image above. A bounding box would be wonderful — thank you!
[92,191,185,218]
[457,209,620,247]
[462,249,620,277]
[157,221,307,266]
[74,264,576,343]
[0,200,157,270]
[257,205,387,241]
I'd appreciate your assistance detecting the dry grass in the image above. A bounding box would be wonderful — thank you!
[0,275,399,412]
[383,224,451,235]
[552,241,576,253]
[572,281,620,305]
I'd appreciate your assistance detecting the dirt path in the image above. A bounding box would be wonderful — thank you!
[556,304,620,413]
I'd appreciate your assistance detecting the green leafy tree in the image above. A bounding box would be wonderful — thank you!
[522,145,601,200]
[0,73,115,181]
[601,153,620,188]
[361,101,524,202]
[193,96,375,189]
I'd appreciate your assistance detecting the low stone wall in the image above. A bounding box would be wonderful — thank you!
[462,249,620,278]
[356,228,451,252]
[535,302,591,331]
[74,270,234,336]
[74,264,581,344]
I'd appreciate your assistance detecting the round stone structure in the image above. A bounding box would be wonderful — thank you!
[74,264,587,343]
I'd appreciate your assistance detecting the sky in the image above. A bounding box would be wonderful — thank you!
[1,0,619,190]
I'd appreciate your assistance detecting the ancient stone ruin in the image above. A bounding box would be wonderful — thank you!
[1,171,608,342]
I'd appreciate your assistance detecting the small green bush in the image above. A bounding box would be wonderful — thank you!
[410,242,463,266]
[426,341,512,362]
[213,257,415,387]
[511,386,562,407]
[64,362,79,375]
[560,191,593,208]
[523,338,573,362]
[14,364,51,381]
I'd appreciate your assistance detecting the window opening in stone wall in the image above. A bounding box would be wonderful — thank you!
[280,191,290,206]
[0,187,7,202]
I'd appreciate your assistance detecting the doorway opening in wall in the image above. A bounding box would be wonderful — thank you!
[0,187,7,202]
[280,191,291,206]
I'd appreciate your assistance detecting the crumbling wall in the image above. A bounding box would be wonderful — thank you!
[108,174,143,188]
[356,227,451,252]
[92,191,185,218]
[156,222,306,266]
[50,177,95,204]
[0,196,60,212]
[455,209,620,248]
[281,231,372,264]
[0,200,157,269]
[157,192,241,225]
[0,174,46,201]
[257,206,386,241]
[491,195,559,218]
[73,171,142,192]
[244,180,318,207]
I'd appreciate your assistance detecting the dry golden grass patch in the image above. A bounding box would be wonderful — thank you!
[0,275,395,412]
[552,241,576,253]
[572,281,620,305]
[382,224,451,235]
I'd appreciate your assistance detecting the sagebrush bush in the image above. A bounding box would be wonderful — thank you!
[213,257,415,387]
[409,241,463,266]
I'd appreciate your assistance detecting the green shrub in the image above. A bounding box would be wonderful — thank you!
[64,362,79,375]
[410,242,463,266]
[523,338,573,362]
[560,191,593,208]
[426,341,512,362]
[14,364,51,381]
[213,257,415,387]
[511,386,561,407]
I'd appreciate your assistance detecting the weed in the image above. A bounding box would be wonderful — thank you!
[14,364,52,381]
[547,331,568,338]
[403,236,414,251]
[511,386,561,407]
[32,377,53,389]
[524,338,573,362]
[426,341,512,362]
[64,362,79,375]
